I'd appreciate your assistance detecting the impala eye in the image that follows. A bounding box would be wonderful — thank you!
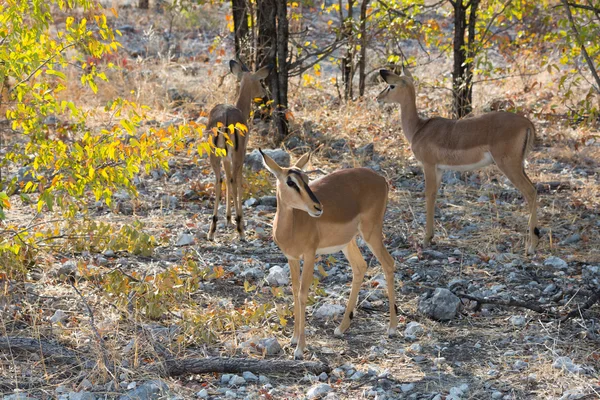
[287,180,296,187]
[389,85,395,89]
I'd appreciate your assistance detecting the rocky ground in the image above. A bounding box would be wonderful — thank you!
[2,2,600,400]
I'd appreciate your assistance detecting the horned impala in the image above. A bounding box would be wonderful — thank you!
[377,68,540,254]
[260,149,398,360]
[207,60,272,241]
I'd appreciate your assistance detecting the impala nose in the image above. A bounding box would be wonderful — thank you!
[313,204,323,217]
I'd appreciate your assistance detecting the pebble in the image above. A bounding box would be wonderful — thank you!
[242,371,258,382]
[229,375,246,386]
[553,356,584,374]
[306,383,332,399]
[418,288,461,321]
[404,321,424,338]
[509,315,527,327]
[400,383,415,393]
[266,266,289,286]
[313,304,345,319]
[196,389,208,398]
[544,256,568,270]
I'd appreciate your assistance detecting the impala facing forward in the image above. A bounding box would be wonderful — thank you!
[377,68,540,254]
[207,60,272,241]
[260,149,398,360]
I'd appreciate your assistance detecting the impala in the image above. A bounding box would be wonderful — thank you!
[260,149,398,359]
[377,68,540,254]
[207,60,272,241]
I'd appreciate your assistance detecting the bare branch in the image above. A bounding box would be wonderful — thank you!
[561,0,600,94]
[455,292,558,316]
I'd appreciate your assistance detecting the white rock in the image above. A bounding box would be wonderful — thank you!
[266,266,289,286]
[509,315,527,327]
[196,389,208,398]
[544,256,568,270]
[176,233,195,246]
[492,391,503,399]
[404,321,424,337]
[313,304,345,320]
[50,310,68,324]
[306,383,332,399]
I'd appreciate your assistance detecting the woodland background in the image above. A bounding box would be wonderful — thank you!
[1,0,599,399]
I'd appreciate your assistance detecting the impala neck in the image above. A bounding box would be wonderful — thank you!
[273,191,295,246]
[235,79,253,122]
[399,86,421,143]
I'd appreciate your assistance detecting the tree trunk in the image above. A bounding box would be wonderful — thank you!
[231,0,250,64]
[138,0,149,9]
[358,0,370,97]
[256,0,289,139]
[451,0,479,119]
[340,0,355,100]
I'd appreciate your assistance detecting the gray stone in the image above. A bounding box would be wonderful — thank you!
[246,149,290,172]
[563,233,582,245]
[404,322,424,338]
[258,196,277,207]
[50,310,68,324]
[356,143,374,158]
[492,391,503,399]
[553,356,583,374]
[69,392,96,400]
[221,374,233,384]
[241,267,264,280]
[160,195,178,209]
[418,288,461,321]
[56,260,78,278]
[313,304,345,320]
[17,166,36,183]
[509,315,527,327]
[513,360,528,370]
[318,372,328,381]
[400,383,415,393]
[241,337,282,356]
[118,380,170,400]
[544,256,568,270]
[306,383,332,399]
[196,389,209,398]
[266,266,289,286]
[229,375,246,386]
[560,389,587,400]
[3,395,39,400]
[176,233,195,247]
[244,198,259,207]
[242,371,258,382]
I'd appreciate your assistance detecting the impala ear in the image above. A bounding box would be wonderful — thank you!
[229,60,245,81]
[253,64,273,81]
[402,66,414,82]
[294,152,310,170]
[380,69,403,85]
[259,149,283,177]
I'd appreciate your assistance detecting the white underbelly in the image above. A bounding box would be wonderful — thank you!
[438,152,494,172]
[316,244,347,255]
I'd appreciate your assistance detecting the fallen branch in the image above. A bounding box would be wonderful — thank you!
[148,357,331,377]
[455,292,558,317]
[561,289,600,322]
[0,336,84,365]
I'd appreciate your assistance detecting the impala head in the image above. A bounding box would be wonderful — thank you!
[260,149,323,218]
[376,67,415,104]
[229,60,273,100]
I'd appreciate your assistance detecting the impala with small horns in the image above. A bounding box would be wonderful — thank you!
[260,149,398,360]
[207,60,272,241]
[377,68,540,254]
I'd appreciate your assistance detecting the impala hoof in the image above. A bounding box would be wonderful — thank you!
[334,327,344,338]
[293,348,304,360]
[387,327,397,338]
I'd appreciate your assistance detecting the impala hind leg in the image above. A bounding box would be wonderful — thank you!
[208,155,222,240]
[423,164,442,247]
[359,212,398,337]
[223,160,233,227]
[232,162,245,240]
[495,158,539,254]
[364,235,398,337]
[335,239,368,337]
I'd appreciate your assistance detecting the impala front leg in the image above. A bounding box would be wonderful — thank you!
[294,252,315,360]
[288,259,301,346]
[423,164,441,247]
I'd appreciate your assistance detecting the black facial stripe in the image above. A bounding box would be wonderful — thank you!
[303,183,320,204]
